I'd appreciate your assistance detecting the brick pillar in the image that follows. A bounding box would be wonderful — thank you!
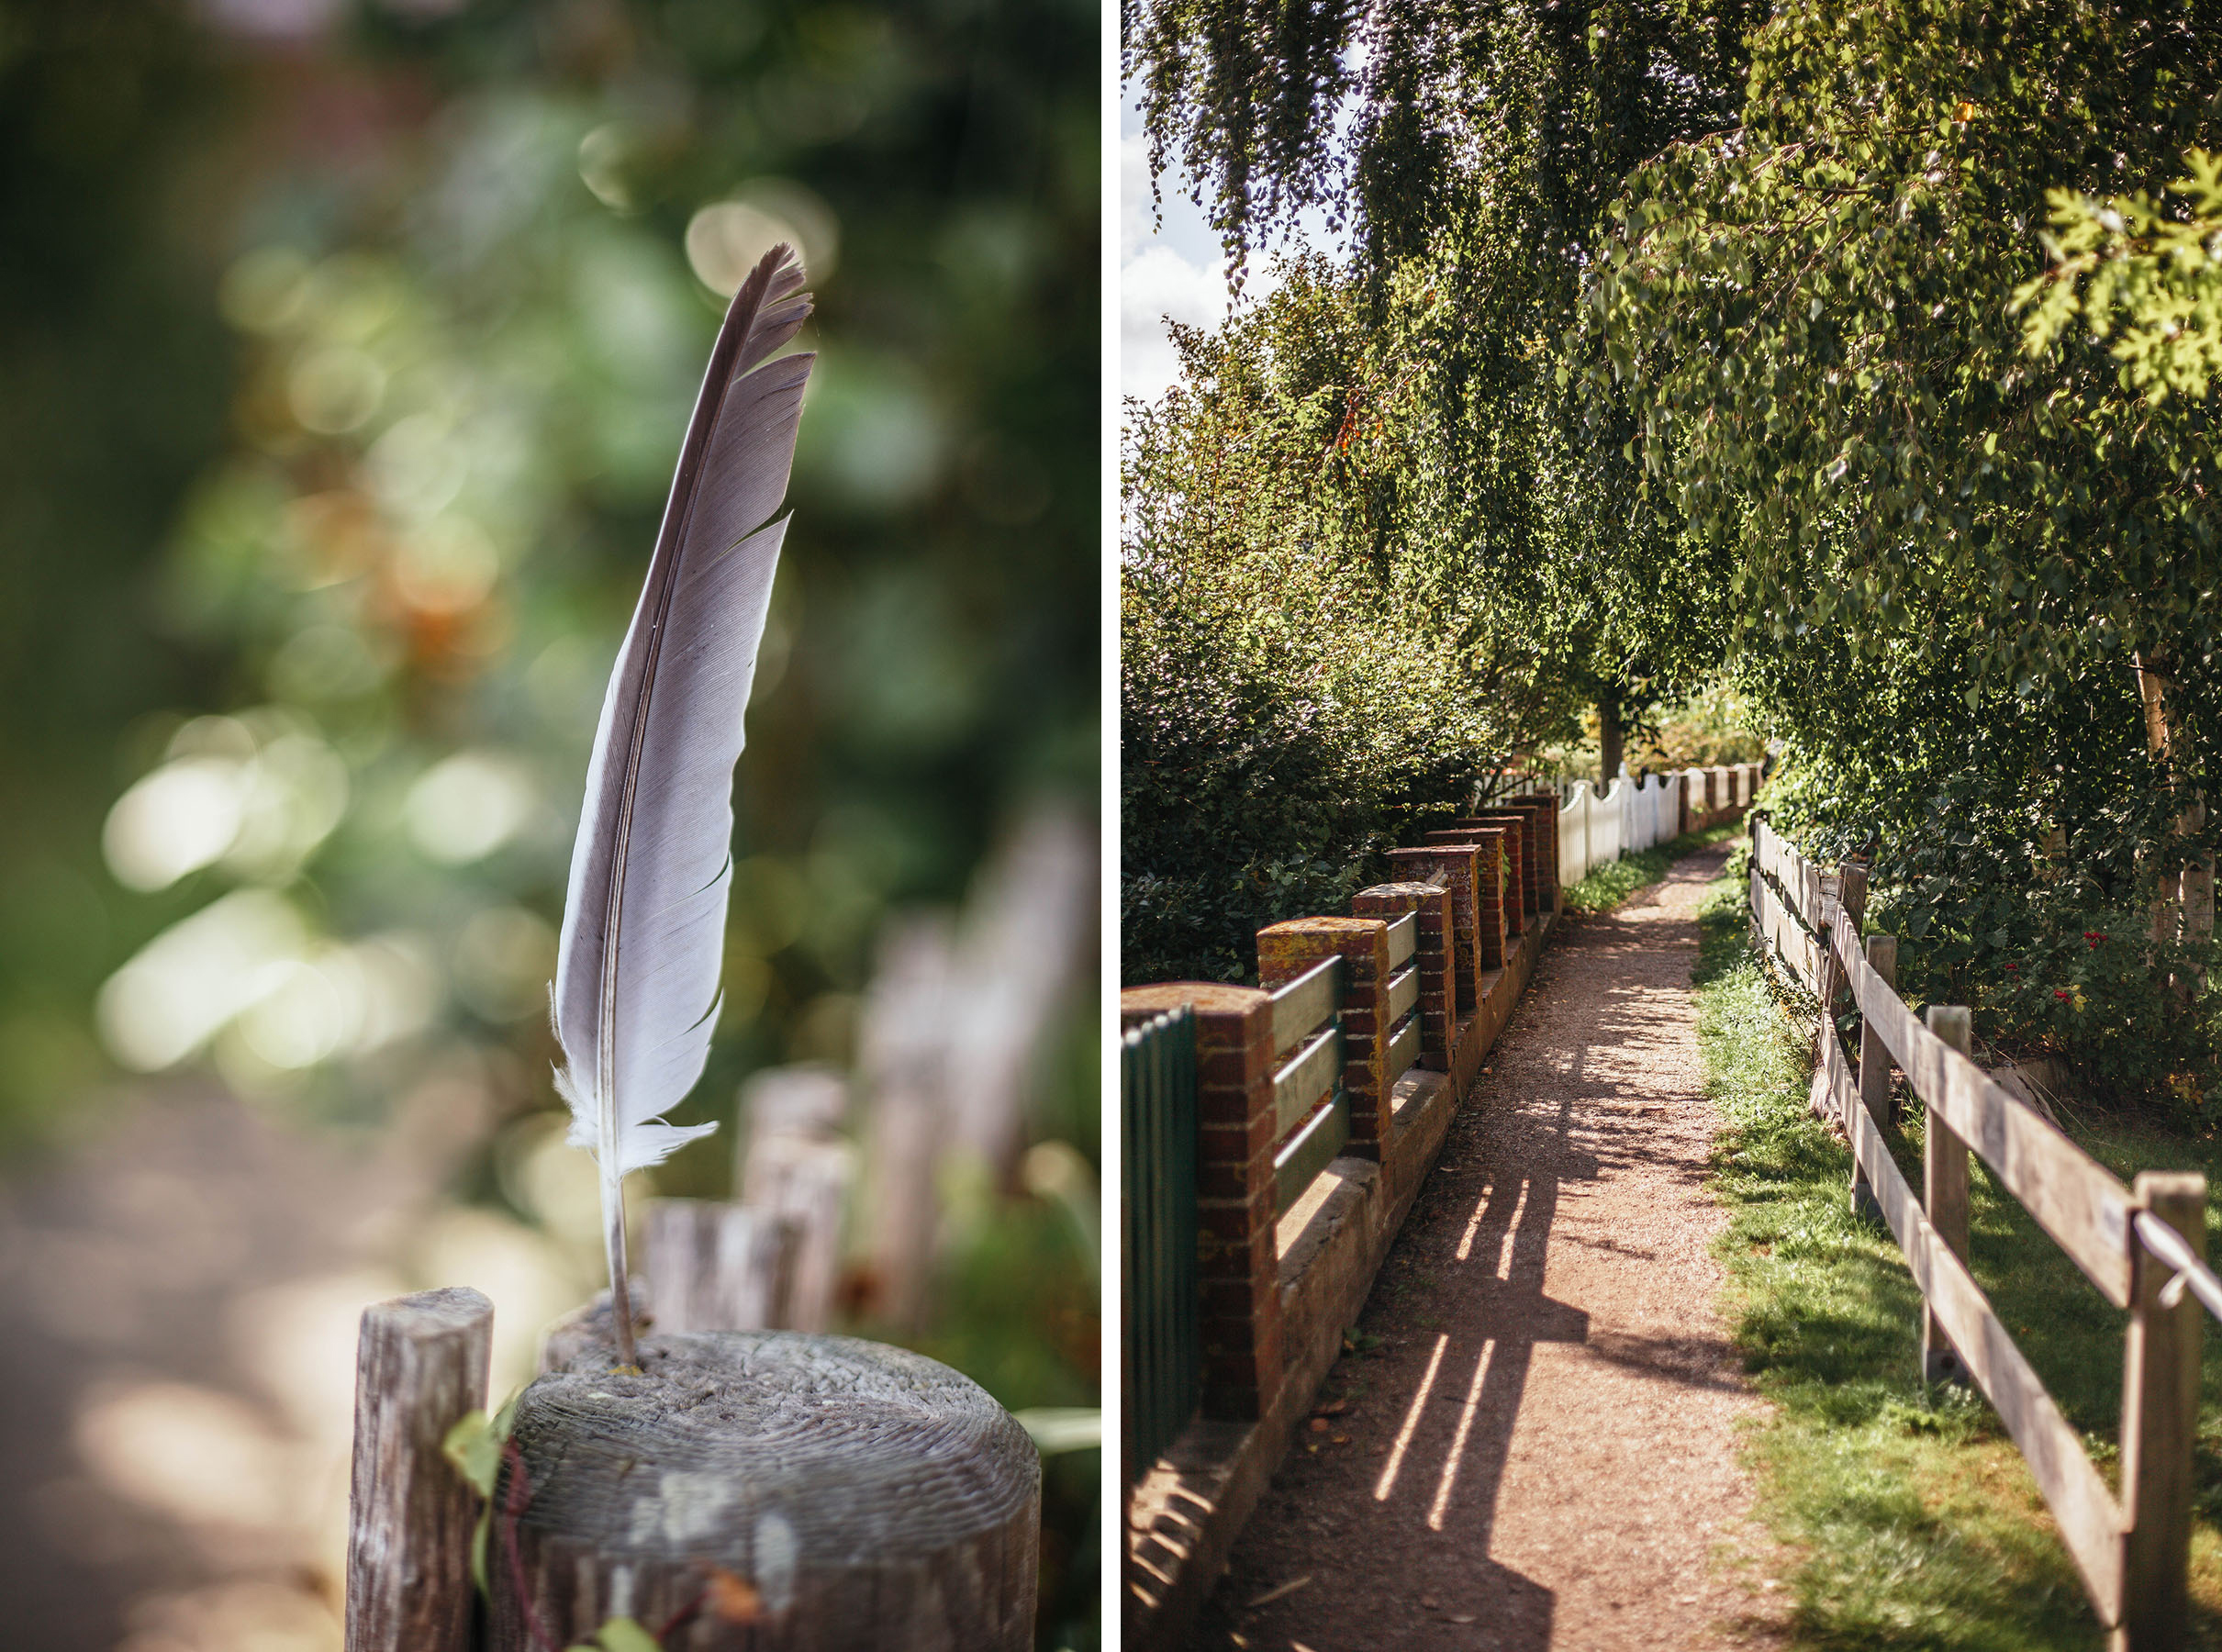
[1387,843,1481,1014]
[1354,882,1455,1072]
[1424,829,1511,962]
[1513,793,1560,910]
[1119,982,1279,1422]
[1455,812,1540,923]
[1256,916,1390,1159]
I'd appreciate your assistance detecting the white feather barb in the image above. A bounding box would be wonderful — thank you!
[551,245,812,1355]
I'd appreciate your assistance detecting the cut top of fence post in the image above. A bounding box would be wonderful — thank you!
[496,1332,1042,1650]
[346,1286,493,1652]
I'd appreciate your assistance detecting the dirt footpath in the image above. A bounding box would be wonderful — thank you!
[1186,842,1791,1652]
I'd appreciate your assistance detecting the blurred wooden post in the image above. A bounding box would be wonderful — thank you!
[345,1287,493,1652]
[2116,1172,2205,1651]
[1922,1006,1972,1385]
[491,1333,1040,1649]
[643,1198,795,1333]
[738,1065,855,1333]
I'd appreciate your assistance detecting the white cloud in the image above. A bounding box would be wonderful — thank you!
[1121,244,1233,402]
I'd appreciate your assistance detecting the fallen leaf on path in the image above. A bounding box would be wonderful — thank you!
[1246,1575,1312,1608]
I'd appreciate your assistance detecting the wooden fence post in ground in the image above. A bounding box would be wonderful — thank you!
[1836,862,1869,1005]
[345,1287,493,1652]
[1355,882,1455,1073]
[1123,982,1280,1421]
[1851,934,1900,1222]
[1258,917,1391,1158]
[488,1332,1040,1649]
[2117,1171,2205,1651]
[1923,1005,1973,1385]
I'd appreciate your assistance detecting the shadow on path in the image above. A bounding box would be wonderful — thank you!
[1184,843,1789,1652]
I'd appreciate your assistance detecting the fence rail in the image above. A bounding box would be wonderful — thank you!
[1122,1006,1200,1482]
[1748,813,2206,1646]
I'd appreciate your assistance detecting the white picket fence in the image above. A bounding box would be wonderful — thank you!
[1556,762,1764,887]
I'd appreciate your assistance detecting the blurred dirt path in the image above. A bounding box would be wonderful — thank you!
[0,1078,517,1652]
[1187,842,1792,1652]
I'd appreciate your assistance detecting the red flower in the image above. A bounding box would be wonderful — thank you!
[2083,932,2108,947]
[2055,988,2071,1000]
[2004,962,2019,973]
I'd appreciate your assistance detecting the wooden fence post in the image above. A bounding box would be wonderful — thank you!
[1257,917,1391,1159]
[1747,813,1763,953]
[643,1198,795,1333]
[489,1333,1040,1649]
[345,1287,493,1652]
[1123,982,1280,1421]
[1836,862,1869,1007]
[1923,1005,1973,1385]
[1850,934,1900,1224]
[2116,1171,2205,1651]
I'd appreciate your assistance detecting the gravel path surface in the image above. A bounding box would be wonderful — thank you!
[1186,842,1792,1652]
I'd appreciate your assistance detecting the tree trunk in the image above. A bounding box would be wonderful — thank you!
[1598,694,1624,785]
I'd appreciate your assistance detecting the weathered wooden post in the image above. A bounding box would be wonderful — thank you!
[488,1331,1041,1649]
[643,1198,794,1333]
[1851,934,1899,1222]
[345,1287,493,1652]
[2116,1171,2205,1651]
[1747,812,1764,954]
[1922,1005,1973,1385]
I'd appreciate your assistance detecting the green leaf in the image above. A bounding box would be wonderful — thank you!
[595,1618,663,1652]
[442,1412,502,1500]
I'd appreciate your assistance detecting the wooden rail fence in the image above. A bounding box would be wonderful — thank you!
[1750,813,2215,1649]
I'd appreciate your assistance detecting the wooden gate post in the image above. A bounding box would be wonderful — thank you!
[1922,1006,1973,1385]
[2116,1171,2206,1651]
[489,1332,1041,1649]
[345,1287,493,1652]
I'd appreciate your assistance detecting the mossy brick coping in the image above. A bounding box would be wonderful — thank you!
[1122,983,1267,1024]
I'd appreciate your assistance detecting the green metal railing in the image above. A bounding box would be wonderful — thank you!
[1122,1006,1199,1480]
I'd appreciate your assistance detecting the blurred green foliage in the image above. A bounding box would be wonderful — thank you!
[0,0,1097,1641]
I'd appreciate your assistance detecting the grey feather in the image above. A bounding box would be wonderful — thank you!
[550,246,812,1347]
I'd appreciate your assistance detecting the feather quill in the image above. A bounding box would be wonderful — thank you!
[553,244,813,1367]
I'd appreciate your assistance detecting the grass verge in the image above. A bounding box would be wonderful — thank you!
[1692,843,2222,1649]
[1558,818,1747,915]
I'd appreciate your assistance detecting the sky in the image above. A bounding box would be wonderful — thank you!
[1118,85,1345,402]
